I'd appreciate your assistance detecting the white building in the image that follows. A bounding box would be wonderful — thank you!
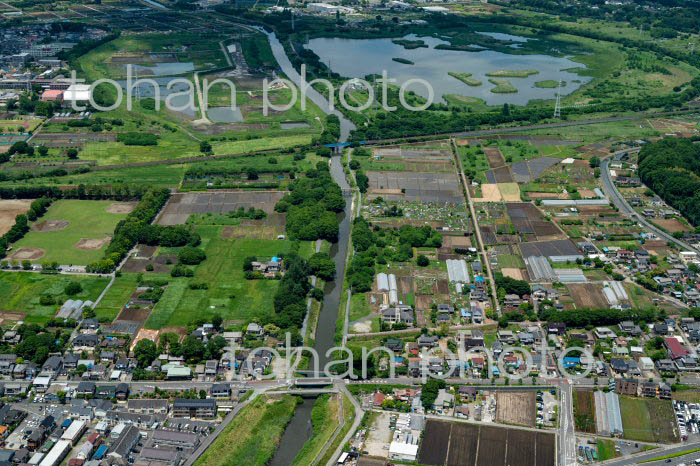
[307,3,355,13]
[389,442,419,461]
[639,357,654,371]
[63,84,91,108]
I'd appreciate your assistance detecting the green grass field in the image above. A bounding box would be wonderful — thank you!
[316,392,356,465]
[0,272,109,324]
[12,200,129,265]
[619,396,678,444]
[145,225,313,329]
[93,273,140,321]
[498,253,525,269]
[194,394,298,466]
[349,292,371,322]
[596,439,620,461]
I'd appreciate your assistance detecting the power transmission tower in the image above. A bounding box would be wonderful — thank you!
[291,12,294,31]
[134,65,140,101]
[553,80,562,119]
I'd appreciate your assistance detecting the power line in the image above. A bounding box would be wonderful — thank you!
[553,79,562,119]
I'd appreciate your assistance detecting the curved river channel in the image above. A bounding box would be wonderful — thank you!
[262,30,356,465]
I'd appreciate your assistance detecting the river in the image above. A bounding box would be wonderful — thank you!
[263,29,356,462]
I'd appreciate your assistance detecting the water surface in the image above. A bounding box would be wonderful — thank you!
[306,34,591,105]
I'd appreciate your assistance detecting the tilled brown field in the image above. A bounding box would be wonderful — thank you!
[496,391,536,427]
[418,420,555,466]
[568,283,609,308]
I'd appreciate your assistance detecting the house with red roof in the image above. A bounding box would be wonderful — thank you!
[665,337,690,360]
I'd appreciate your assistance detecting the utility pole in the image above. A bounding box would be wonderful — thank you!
[134,65,140,101]
[553,79,562,119]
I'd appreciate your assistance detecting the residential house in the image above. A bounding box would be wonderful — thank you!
[463,330,484,350]
[41,356,63,376]
[457,386,477,401]
[665,337,690,360]
[656,359,677,373]
[659,383,672,399]
[497,330,515,344]
[381,305,414,325]
[417,335,439,349]
[610,358,628,375]
[615,379,638,396]
[246,323,263,337]
[76,382,95,397]
[73,334,99,350]
[641,382,658,398]
[518,332,534,346]
[108,425,140,459]
[618,321,642,336]
[546,322,566,336]
[210,383,231,399]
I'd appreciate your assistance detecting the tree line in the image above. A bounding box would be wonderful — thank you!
[87,188,199,273]
[274,162,344,242]
[637,137,700,226]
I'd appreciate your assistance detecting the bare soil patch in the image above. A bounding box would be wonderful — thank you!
[7,247,45,261]
[496,391,536,427]
[106,202,137,214]
[474,184,503,202]
[568,283,608,308]
[32,219,69,232]
[75,237,111,250]
[501,268,524,280]
[484,147,505,168]
[415,295,433,309]
[0,199,32,236]
[654,218,690,233]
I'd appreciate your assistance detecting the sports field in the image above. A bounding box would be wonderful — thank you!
[10,200,132,265]
[0,272,109,324]
[144,225,313,329]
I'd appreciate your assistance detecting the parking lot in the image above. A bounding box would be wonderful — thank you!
[674,399,700,442]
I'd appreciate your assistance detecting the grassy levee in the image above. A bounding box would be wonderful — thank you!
[291,394,341,466]
[194,394,298,466]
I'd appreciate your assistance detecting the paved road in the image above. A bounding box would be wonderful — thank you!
[559,381,578,466]
[602,442,700,465]
[452,139,501,314]
[600,151,698,253]
[326,382,364,466]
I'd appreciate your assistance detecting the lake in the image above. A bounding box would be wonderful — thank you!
[305,34,591,106]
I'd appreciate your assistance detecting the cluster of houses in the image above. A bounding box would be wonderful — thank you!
[0,395,223,466]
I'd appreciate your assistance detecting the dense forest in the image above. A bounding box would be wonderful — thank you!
[274,162,344,241]
[637,137,700,226]
[511,0,700,36]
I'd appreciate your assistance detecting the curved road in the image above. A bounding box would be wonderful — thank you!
[600,150,698,253]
